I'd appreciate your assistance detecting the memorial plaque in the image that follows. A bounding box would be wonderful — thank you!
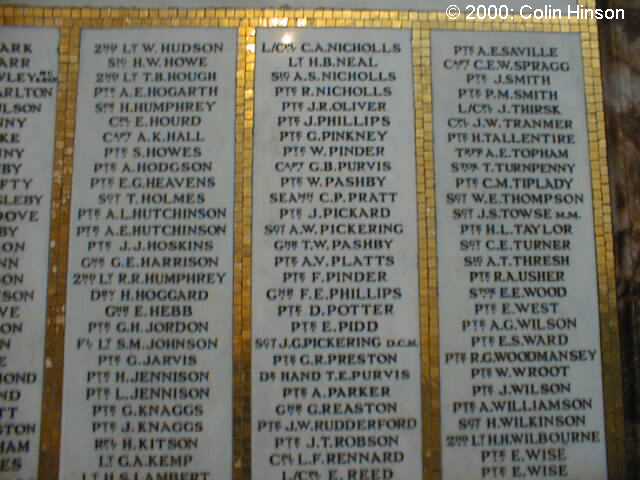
[0,7,625,480]
[60,28,237,479]
[432,31,607,479]
[252,28,422,480]
[0,27,58,479]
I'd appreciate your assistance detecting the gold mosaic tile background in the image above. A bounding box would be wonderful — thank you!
[0,6,622,480]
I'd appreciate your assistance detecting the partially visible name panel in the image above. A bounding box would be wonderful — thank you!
[432,31,607,479]
[252,28,422,480]
[0,27,58,479]
[60,28,237,479]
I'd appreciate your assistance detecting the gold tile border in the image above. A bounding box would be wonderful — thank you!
[414,25,440,480]
[580,25,626,480]
[0,7,624,480]
[238,19,254,480]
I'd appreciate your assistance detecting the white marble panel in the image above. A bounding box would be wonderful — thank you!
[0,26,58,480]
[60,28,237,480]
[252,27,422,480]
[433,30,607,480]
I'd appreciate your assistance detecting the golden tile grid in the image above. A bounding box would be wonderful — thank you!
[0,7,623,480]
[579,27,625,480]
[239,21,255,480]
